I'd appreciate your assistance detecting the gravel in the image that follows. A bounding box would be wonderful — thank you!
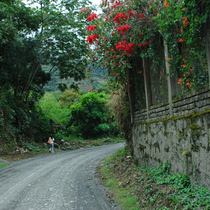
[0,143,124,210]
[0,158,10,164]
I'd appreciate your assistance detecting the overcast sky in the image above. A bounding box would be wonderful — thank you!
[91,0,101,6]
[89,0,102,14]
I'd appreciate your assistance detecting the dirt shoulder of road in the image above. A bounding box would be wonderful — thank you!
[0,138,125,163]
[0,152,47,163]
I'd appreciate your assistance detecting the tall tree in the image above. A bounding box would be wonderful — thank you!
[31,0,91,90]
[0,0,91,144]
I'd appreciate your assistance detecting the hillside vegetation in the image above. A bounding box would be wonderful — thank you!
[42,65,107,92]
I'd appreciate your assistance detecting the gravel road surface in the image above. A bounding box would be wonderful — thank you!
[0,143,124,210]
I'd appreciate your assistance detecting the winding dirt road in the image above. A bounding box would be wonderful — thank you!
[0,143,124,210]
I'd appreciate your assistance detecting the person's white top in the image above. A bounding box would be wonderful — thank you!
[49,137,54,144]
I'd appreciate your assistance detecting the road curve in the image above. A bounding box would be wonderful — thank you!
[0,143,124,210]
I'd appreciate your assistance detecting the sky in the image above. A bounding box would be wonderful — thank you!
[91,0,101,6]
[89,0,102,14]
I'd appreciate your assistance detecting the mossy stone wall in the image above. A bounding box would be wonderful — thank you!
[133,86,210,190]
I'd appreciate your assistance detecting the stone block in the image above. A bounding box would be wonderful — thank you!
[194,95,198,102]
[176,119,184,133]
[200,107,206,112]
[199,147,210,174]
[133,88,210,190]
[195,101,201,108]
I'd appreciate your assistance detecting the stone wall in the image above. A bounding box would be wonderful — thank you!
[132,86,210,190]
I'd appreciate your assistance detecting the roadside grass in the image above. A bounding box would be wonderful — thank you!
[59,135,124,146]
[103,177,139,210]
[54,135,125,150]
[99,148,210,210]
[0,163,10,168]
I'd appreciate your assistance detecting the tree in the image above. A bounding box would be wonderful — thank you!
[31,0,91,90]
[69,92,110,139]
[39,93,71,125]
[58,89,84,108]
[0,0,91,145]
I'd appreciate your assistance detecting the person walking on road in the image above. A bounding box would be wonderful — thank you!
[48,134,55,154]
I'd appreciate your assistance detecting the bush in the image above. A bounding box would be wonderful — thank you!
[39,92,71,125]
[58,89,84,108]
[69,92,110,139]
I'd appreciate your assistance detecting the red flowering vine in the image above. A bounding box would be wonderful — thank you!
[116,41,135,53]
[87,13,98,22]
[87,25,97,32]
[115,25,131,35]
[86,34,99,44]
[82,0,156,84]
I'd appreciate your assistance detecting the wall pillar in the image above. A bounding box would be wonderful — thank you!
[143,57,152,120]
[163,39,173,116]
[206,30,210,89]
[127,70,135,124]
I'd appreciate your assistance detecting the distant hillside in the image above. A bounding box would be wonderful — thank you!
[42,65,107,92]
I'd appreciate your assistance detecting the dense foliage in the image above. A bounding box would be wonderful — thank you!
[0,0,91,152]
[69,92,113,139]
[39,85,120,140]
[101,148,210,209]
[80,0,210,154]
[39,93,71,125]
[83,0,210,98]
[1,0,209,153]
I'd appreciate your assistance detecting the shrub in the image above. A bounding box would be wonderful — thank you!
[68,92,110,139]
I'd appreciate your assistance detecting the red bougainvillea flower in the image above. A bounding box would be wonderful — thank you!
[115,25,131,36]
[112,72,118,76]
[111,48,116,54]
[138,41,149,49]
[116,41,135,53]
[105,15,110,22]
[80,7,86,12]
[86,33,99,44]
[113,12,127,24]
[126,43,135,53]
[87,13,98,21]
[112,0,121,9]
[137,13,144,19]
[80,7,90,13]
[116,41,127,51]
[127,10,134,17]
[87,25,97,32]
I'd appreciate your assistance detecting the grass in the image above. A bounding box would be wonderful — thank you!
[99,147,210,210]
[0,163,10,168]
[103,176,139,210]
[56,135,124,148]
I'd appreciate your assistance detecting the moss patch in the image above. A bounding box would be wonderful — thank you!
[139,144,146,151]
[135,109,210,126]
